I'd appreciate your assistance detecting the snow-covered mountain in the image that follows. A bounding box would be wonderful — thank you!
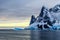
[14,4,60,30]
[26,5,60,30]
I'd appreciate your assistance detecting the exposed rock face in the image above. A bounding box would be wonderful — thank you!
[37,6,50,22]
[49,4,60,13]
[30,15,36,25]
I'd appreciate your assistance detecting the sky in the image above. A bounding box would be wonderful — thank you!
[0,0,60,28]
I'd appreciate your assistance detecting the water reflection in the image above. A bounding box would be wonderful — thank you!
[31,30,60,40]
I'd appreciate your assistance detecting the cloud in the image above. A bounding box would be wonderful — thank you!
[0,0,60,21]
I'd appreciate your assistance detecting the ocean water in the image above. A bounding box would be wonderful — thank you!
[0,30,30,40]
[0,30,60,40]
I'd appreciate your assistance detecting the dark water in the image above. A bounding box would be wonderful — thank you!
[0,30,60,40]
[31,30,60,40]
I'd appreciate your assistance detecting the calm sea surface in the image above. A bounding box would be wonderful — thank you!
[0,30,60,40]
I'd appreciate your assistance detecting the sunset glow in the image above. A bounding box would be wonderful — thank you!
[0,22,29,28]
[0,18,30,28]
